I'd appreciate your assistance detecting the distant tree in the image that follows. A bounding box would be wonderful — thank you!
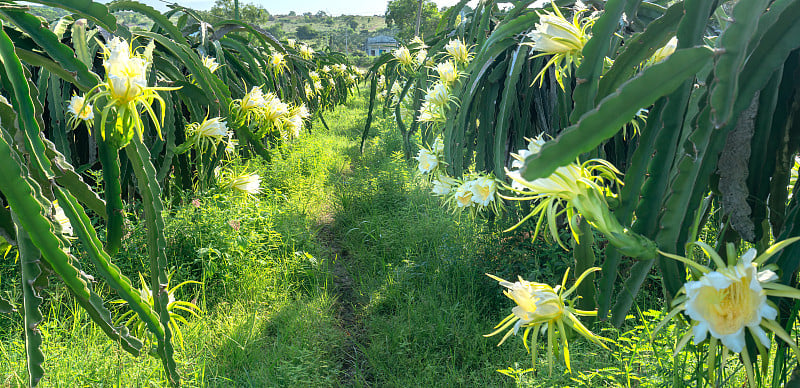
[385,0,440,41]
[265,23,285,39]
[316,10,328,18]
[348,19,358,30]
[295,25,318,40]
[208,0,270,25]
[288,11,296,16]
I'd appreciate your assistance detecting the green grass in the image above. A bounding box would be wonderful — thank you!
[0,89,765,387]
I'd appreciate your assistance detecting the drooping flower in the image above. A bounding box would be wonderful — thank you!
[304,83,316,98]
[485,268,609,375]
[504,136,654,258]
[299,44,314,60]
[284,114,304,139]
[425,82,450,109]
[453,180,474,207]
[67,94,94,126]
[409,35,427,49]
[417,101,446,123]
[435,60,459,86]
[416,49,428,65]
[527,4,596,89]
[269,52,287,74]
[82,36,176,146]
[286,38,296,48]
[431,174,456,196]
[432,137,444,154]
[415,148,439,173]
[261,92,290,125]
[201,55,220,73]
[470,176,497,206]
[186,116,229,150]
[393,46,414,67]
[655,239,800,387]
[225,133,238,154]
[296,104,311,119]
[241,86,267,110]
[444,38,471,65]
[229,172,261,195]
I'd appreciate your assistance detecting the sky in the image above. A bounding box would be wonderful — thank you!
[99,0,468,16]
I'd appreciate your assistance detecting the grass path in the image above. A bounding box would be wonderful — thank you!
[1,90,626,387]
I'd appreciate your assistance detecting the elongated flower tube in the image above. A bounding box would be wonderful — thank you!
[485,268,609,375]
[654,238,800,387]
[527,3,595,89]
[83,36,177,147]
[504,136,655,258]
[409,35,427,49]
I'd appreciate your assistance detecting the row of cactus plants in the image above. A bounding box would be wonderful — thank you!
[366,0,800,384]
[0,0,359,386]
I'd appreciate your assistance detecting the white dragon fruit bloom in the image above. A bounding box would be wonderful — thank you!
[231,173,261,195]
[425,82,450,108]
[241,86,267,110]
[262,93,289,124]
[202,55,220,73]
[415,148,438,173]
[435,61,458,86]
[195,117,228,140]
[67,94,94,121]
[683,249,777,352]
[454,180,474,207]
[470,176,497,206]
[431,175,455,196]
[432,137,445,154]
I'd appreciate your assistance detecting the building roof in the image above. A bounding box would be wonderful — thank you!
[366,35,397,44]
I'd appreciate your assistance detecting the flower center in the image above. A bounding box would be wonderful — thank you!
[704,277,757,335]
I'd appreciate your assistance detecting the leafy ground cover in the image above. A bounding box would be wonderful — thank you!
[0,90,753,387]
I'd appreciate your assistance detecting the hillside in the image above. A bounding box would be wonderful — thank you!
[28,5,393,65]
